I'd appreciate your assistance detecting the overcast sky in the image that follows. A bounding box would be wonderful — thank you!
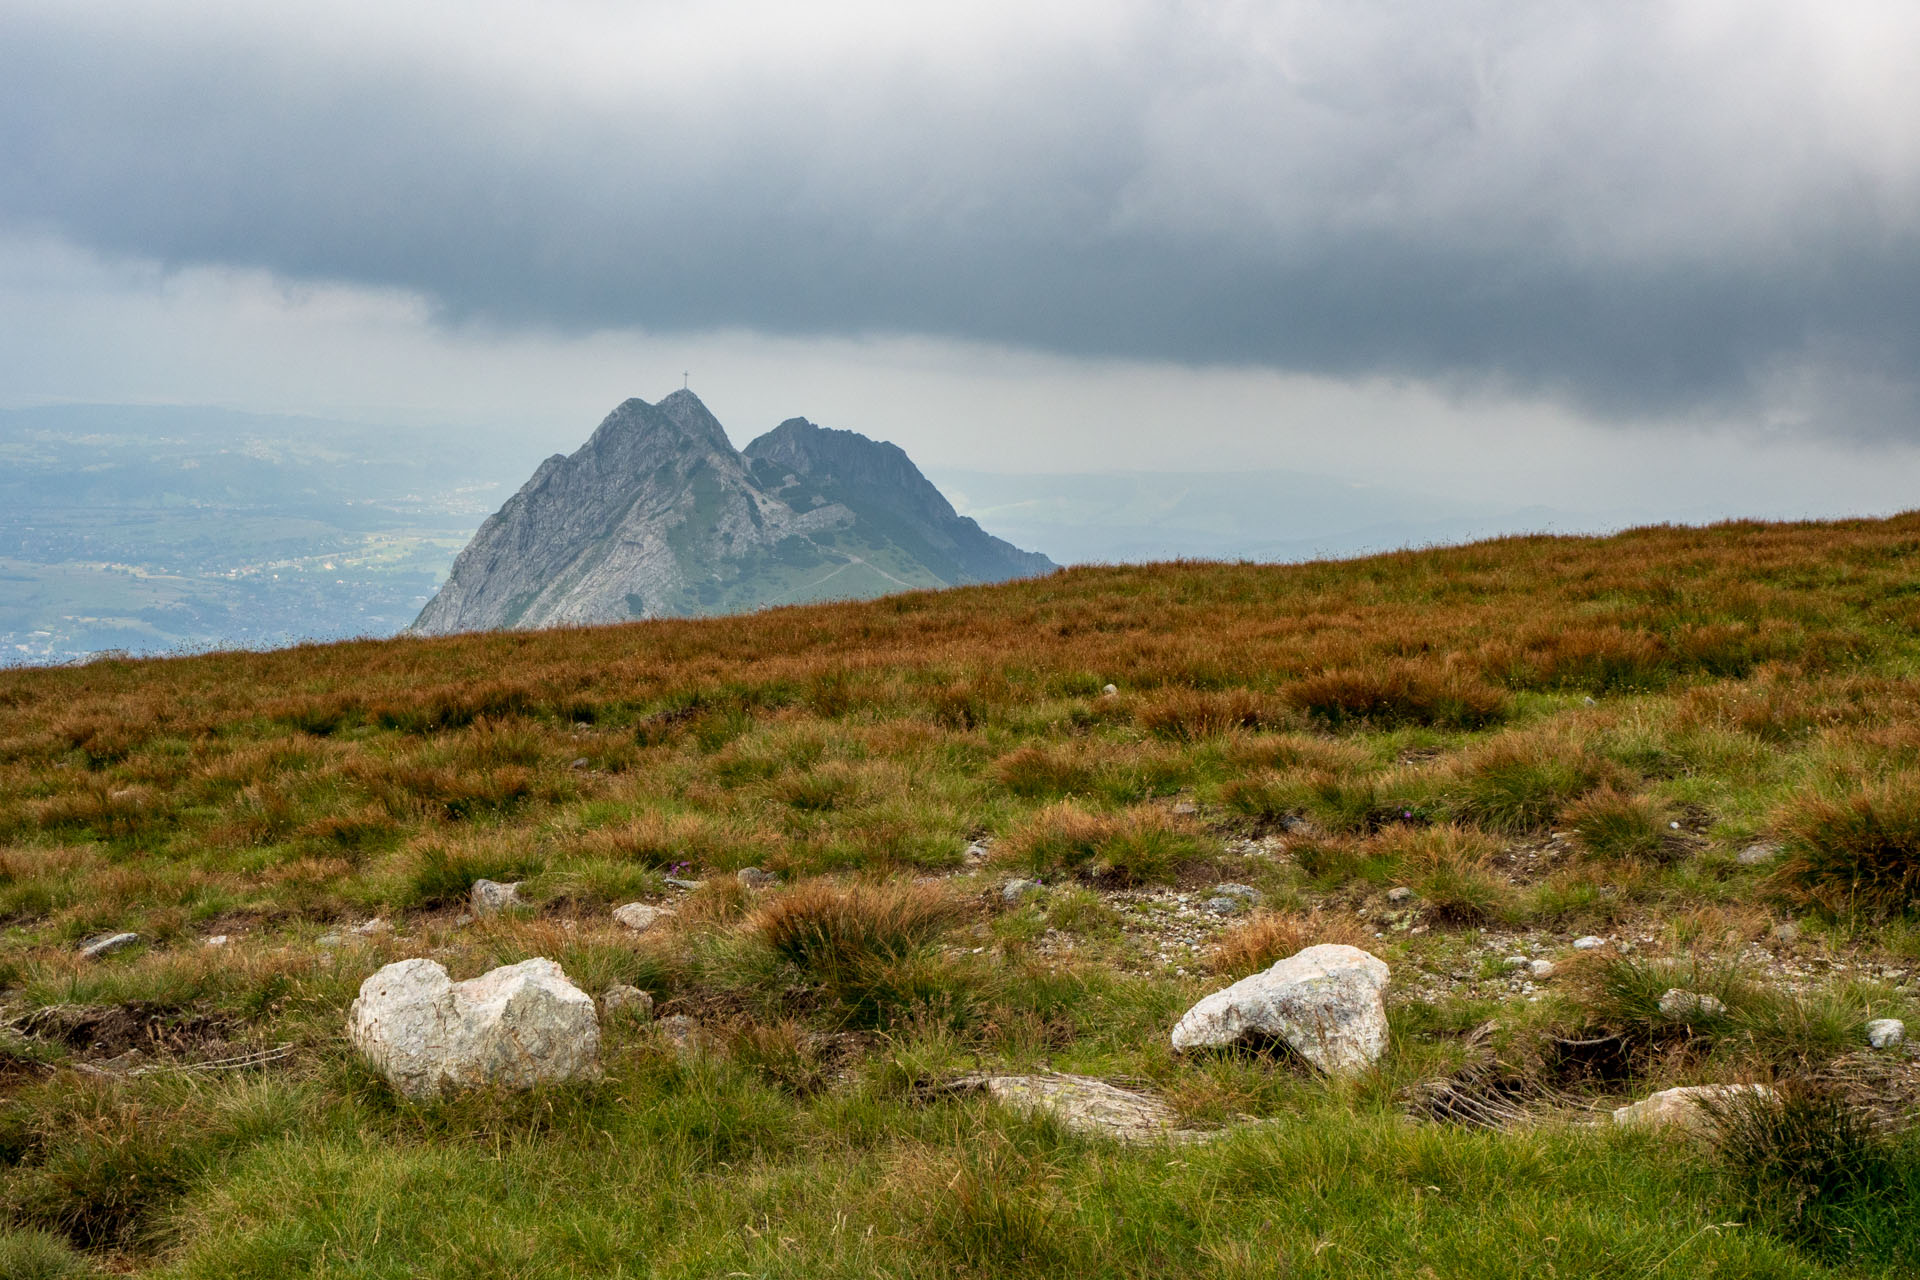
[3,1,1918,524]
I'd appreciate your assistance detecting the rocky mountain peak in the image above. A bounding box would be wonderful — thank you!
[409,392,1053,635]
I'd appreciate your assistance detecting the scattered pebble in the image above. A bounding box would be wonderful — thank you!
[1572,935,1605,950]
[663,876,703,890]
[568,757,590,770]
[1503,955,1530,970]
[353,917,391,936]
[736,867,778,890]
[1387,887,1413,903]
[1101,683,1118,696]
[204,935,230,948]
[1529,959,1556,979]
[317,932,345,949]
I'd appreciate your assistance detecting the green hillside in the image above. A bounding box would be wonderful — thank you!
[4,517,1920,1276]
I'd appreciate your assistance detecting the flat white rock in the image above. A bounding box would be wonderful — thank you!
[955,1073,1203,1144]
[348,957,600,1100]
[1170,943,1390,1075]
[1612,1084,1774,1135]
[1867,1018,1905,1049]
[78,932,140,959]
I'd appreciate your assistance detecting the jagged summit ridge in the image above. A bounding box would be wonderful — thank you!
[410,392,1053,635]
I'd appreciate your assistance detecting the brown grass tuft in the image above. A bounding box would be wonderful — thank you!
[1206,909,1372,976]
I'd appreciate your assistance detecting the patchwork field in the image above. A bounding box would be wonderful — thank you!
[5,516,1920,1277]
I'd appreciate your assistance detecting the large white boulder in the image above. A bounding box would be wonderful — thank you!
[1170,943,1390,1075]
[348,957,601,1100]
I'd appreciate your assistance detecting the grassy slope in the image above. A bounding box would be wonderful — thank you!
[4,516,1920,1275]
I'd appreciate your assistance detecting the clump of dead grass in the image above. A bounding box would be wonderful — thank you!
[1206,908,1372,976]
[997,802,1210,885]
[1768,776,1920,921]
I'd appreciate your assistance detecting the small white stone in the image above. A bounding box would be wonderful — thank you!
[736,867,778,890]
[1503,955,1531,970]
[203,935,230,948]
[1387,887,1413,903]
[1867,1018,1906,1050]
[1101,683,1118,696]
[353,917,392,936]
[1572,935,1605,950]
[1529,959,1556,979]
[77,932,139,959]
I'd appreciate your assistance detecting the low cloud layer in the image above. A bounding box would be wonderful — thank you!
[4,1,1919,433]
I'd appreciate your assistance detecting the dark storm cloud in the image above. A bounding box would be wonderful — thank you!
[3,1,1918,428]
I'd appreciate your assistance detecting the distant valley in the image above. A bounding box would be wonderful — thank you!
[0,405,544,665]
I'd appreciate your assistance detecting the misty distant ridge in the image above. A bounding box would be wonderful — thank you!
[409,392,1054,635]
[0,399,1830,666]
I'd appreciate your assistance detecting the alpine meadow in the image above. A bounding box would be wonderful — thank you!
[5,515,1920,1277]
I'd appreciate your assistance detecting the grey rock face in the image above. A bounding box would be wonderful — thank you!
[348,957,601,1100]
[1170,943,1391,1075]
[411,392,1053,635]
